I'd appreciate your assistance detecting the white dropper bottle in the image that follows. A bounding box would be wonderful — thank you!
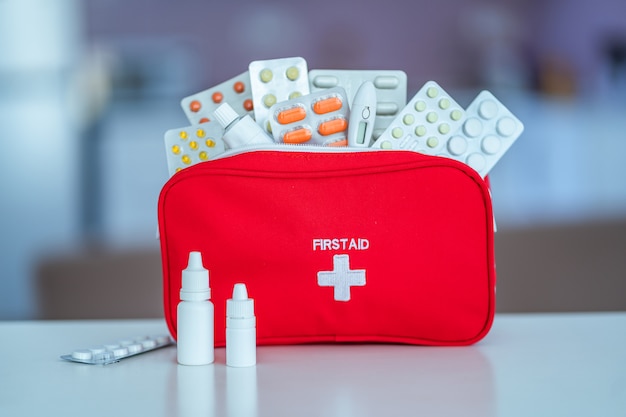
[213,103,274,149]
[226,283,256,367]
[177,251,214,366]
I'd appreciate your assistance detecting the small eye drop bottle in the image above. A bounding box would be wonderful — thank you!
[177,251,214,366]
[213,103,274,149]
[226,283,256,367]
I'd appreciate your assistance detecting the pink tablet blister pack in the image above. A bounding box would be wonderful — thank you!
[267,87,350,146]
[181,71,254,125]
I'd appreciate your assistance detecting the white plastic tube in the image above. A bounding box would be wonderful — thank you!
[214,103,273,149]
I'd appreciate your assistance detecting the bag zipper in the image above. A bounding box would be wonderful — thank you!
[214,143,389,160]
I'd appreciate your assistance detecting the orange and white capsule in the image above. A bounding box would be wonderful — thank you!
[276,106,307,125]
[318,118,348,136]
[312,96,343,115]
[283,128,312,144]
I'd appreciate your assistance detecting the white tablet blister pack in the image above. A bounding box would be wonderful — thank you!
[372,80,465,153]
[181,71,254,125]
[249,57,310,133]
[164,123,226,176]
[61,334,172,365]
[308,69,407,141]
[268,87,350,146]
[429,90,524,177]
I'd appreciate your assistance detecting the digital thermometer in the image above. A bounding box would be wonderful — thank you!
[348,81,377,147]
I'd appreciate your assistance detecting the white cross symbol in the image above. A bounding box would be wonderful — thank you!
[317,254,366,301]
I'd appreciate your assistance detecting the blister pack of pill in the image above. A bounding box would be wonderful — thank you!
[424,90,524,177]
[61,334,172,365]
[164,123,226,176]
[181,71,254,125]
[308,69,407,141]
[249,57,310,133]
[372,80,465,153]
[268,87,350,146]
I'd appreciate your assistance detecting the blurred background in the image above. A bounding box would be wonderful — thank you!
[1,0,625,320]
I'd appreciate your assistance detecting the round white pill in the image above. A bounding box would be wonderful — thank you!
[111,347,129,358]
[89,347,107,355]
[71,349,93,361]
[497,117,517,137]
[94,351,114,362]
[154,335,171,346]
[463,118,483,138]
[447,136,468,156]
[126,343,143,354]
[380,141,393,149]
[481,135,501,154]
[141,339,157,349]
[466,153,486,172]
[478,99,498,120]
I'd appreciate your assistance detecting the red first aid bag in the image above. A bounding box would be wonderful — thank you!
[158,146,496,346]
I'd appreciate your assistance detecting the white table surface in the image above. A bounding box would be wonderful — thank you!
[0,313,624,417]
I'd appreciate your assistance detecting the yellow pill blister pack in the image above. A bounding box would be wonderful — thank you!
[268,86,350,146]
[372,81,466,154]
[308,69,407,140]
[249,57,310,134]
[164,123,226,176]
[181,71,254,125]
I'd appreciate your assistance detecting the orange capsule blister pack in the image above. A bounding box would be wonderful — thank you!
[181,71,254,125]
[268,87,350,147]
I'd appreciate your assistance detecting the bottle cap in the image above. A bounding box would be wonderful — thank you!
[213,103,239,129]
[227,283,254,320]
[180,251,211,301]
